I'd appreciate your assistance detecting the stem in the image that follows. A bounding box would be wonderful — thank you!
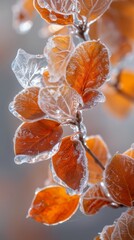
[74,18,87,41]
[76,111,105,171]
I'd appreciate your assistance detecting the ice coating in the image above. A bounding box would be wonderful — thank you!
[11,49,46,88]
[37,0,78,15]
[14,142,60,164]
[44,35,75,82]
[38,84,83,124]
[51,136,88,195]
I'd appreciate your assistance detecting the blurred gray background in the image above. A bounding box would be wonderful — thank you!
[0,1,134,240]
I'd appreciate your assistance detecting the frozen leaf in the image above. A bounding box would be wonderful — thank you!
[111,208,134,240]
[12,49,46,88]
[124,147,134,159]
[12,0,35,33]
[9,87,45,122]
[38,84,83,124]
[51,136,88,195]
[78,0,112,24]
[94,236,101,240]
[37,0,78,15]
[28,185,80,225]
[85,135,110,183]
[82,90,105,109]
[103,84,132,118]
[44,35,75,81]
[34,0,73,25]
[80,183,112,215]
[66,40,110,105]
[100,225,115,240]
[104,154,134,206]
[40,24,68,39]
[14,119,63,164]
[100,208,134,240]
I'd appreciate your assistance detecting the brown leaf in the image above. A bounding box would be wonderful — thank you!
[80,183,112,215]
[34,0,73,25]
[28,185,79,225]
[51,136,88,194]
[44,35,74,81]
[9,87,45,122]
[86,135,110,183]
[82,90,105,109]
[104,154,134,206]
[14,119,63,164]
[66,40,110,105]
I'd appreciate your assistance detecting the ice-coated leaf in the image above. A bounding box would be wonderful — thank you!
[81,90,105,109]
[51,136,88,195]
[100,208,134,240]
[44,35,75,81]
[38,84,83,124]
[124,146,134,159]
[28,185,80,225]
[37,0,78,15]
[104,154,134,206]
[9,87,45,122]
[14,119,63,164]
[66,40,110,104]
[80,183,112,215]
[85,135,110,184]
[34,0,73,25]
[12,0,35,33]
[11,49,46,88]
[78,0,112,24]
[100,224,115,240]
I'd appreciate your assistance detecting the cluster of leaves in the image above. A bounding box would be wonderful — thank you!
[10,0,134,239]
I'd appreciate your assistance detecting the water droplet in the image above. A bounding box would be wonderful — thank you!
[49,14,57,21]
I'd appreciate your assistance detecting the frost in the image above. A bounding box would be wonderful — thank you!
[14,142,60,164]
[44,35,75,82]
[38,84,83,124]
[12,49,46,88]
[37,0,78,15]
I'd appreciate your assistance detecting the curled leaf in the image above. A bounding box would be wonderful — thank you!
[38,84,83,124]
[80,183,112,215]
[86,135,110,183]
[34,0,73,25]
[14,119,63,164]
[66,40,110,106]
[9,87,45,122]
[51,136,88,195]
[28,185,80,225]
[44,35,75,81]
[12,49,46,88]
[104,154,134,206]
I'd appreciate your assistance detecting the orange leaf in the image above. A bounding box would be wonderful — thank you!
[103,84,132,118]
[28,185,79,225]
[100,225,115,240]
[14,119,63,164]
[80,183,112,215]
[79,0,112,24]
[81,89,105,109]
[66,40,110,105]
[100,208,134,240]
[51,136,88,194]
[86,135,110,183]
[124,147,134,159]
[44,35,74,81]
[93,236,101,240]
[34,0,73,25]
[9,87,45,122]
[118,69,134,99]
[104,154,134,206]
